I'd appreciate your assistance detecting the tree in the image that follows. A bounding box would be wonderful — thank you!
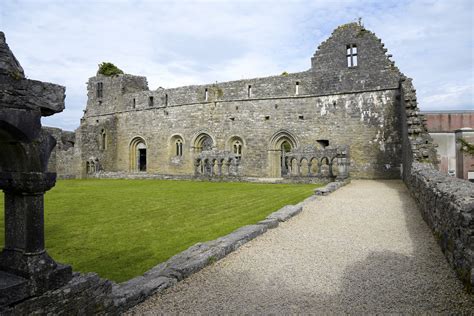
[97,62,124,76]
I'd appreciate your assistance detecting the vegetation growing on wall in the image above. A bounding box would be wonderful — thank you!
[457,137,474,156]
[97,62,124,76]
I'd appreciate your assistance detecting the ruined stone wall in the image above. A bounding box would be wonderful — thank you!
[80,88,402,179]
[405,163,474,290]
[75,23,404,180]
[0,273,113,315]
[400,78,473,290]
[44,127,80,179]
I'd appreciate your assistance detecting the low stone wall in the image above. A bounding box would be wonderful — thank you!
[405,162,474,290]
[0,273,113,315]
[90,171,328,184]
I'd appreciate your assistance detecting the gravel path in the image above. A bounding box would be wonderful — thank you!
[128,180,473,314]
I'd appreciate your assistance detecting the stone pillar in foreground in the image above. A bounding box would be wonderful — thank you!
[0,31,72,306]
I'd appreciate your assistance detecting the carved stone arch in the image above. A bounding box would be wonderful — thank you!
[268,130,300,177]
[268,129,299,150]
[300,157,309,176]
[226,135,245,159]
[191,130,216,153]
[309,157,319,175]
[169,133,185,157]
[129,136,147,172]
[320,156,330,177]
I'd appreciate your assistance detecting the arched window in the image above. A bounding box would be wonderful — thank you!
[176,139,183,156]
[101,129,107,150]
[233,140,242,159]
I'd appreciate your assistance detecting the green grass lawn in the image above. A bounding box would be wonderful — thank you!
[0,179,317,282]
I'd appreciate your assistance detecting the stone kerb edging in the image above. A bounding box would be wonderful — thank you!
[110,201,310,312]
[314,179,351,196]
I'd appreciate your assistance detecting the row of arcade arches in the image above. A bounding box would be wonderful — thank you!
[128,133,245,172]
[127,130,329,177]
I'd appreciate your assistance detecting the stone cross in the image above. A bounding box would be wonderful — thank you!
[0,31,71,306]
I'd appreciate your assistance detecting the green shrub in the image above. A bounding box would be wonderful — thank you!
[97,62,124,76]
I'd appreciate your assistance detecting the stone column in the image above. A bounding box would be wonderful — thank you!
[194,160,200,175]
[0,172,72,299]
[336,157,349,180]
[0,31,71,305]
[217,161,223,176]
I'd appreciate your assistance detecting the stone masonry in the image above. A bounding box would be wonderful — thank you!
[61,22,404,180]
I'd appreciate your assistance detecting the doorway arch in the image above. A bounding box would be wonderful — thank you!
[268,130,299,177]
[130,136,147,172]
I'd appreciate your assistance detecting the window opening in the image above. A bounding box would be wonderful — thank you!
[176,139,183,156]
[248,85,252,98]
[132,98,136,108]
[346,44,358,67]
[101,129,106,150]
[317,139,329,148]
[295,82,299,95]
[97,82,103,98]
[205,88,208,101]
[148,96,154,107]
[233,140,242,159]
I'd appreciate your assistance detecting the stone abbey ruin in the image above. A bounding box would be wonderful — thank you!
[55,22,410,181]
[1,22,473,313]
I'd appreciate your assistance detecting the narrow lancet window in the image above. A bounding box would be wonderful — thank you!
[101,129,106,150]
[176,139,183,156]
[132,98,136,108]
[149,96,154,107]
[248,85,252,98]
[165,94,168,106]
[97,82,103,98]
[295,81,299,95]
[205,88,208,101]
[346,44,358,67]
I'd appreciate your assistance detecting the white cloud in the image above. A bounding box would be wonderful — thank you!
[1,0,472,130]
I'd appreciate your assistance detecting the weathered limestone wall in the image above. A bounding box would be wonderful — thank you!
[71,22,403,180]
[405,163,474,290]
[80,88,402,179]
[400,78,473,290]
[44,127,79,179]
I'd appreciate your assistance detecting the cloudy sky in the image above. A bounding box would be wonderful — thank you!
[1,0,473,131]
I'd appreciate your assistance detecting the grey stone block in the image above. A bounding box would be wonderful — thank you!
[257,218,279,229]
[267,205,303,222]
[214,224,268,253]
[112,276,176,311]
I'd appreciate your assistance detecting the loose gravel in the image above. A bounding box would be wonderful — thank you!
[128,180,473,314]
